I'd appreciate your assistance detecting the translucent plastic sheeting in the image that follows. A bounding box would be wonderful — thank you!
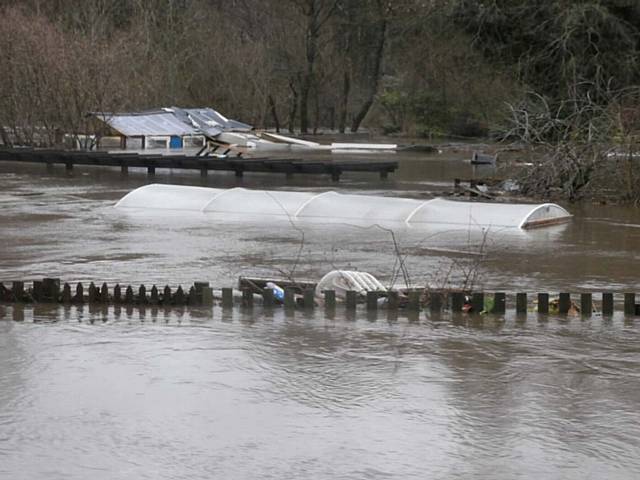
[115,184,572,229]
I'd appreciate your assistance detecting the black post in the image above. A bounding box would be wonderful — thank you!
[222,288,233,309]
[387,291,399,311]
[493,292,506,314]
[450,292,465,312]
[242,288,253,308]
[471,292,484,313]
[407,291,421,311]
[324,290,336,312]
[366,291,378,311]
[602,292,614,316]
[558,293,571,314]
[538,293,549,314]
[624,293,636,316]
[263,287,274,308]
[284,288,296,310]
[516,293,527,314]
[346,291,357,311]
[580,293,592,316]
[303,289,315,310]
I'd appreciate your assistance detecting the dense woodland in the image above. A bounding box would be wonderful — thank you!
[1,0,640,200]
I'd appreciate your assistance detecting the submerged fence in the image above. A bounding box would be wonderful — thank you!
[1,278,639,317]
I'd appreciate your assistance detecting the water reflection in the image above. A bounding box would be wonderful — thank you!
[2,150,640,479]
[1,308,640,478]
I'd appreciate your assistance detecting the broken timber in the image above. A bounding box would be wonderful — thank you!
[0,147,398,181]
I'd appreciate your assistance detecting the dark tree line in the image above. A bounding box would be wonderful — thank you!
[454,1,640,202]
[455,0,640,102]
[1,0,639,149]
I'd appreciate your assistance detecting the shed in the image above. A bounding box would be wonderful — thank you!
[91,107,252,150]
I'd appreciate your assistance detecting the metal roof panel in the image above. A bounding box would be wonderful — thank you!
[95,107,252,137]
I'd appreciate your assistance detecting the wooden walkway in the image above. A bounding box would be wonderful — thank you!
[0,147,398,181]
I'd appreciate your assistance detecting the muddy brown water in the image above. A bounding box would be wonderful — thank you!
[1,150,640,479]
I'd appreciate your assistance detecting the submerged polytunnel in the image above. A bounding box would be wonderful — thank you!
[115,184,572,229]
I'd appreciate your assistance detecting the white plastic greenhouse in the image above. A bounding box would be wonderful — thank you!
[115,184,572,229]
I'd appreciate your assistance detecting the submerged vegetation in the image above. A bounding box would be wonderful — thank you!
[0,0,640,201]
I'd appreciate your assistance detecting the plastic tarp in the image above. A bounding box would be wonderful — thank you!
[115,184,572,229]
[315,270,387,301]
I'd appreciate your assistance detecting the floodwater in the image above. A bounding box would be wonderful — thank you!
[1,149,640,479]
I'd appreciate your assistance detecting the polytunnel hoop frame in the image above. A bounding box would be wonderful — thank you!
[115,184,573,230]
[518,203,572,229]
[404,199,437,225]
[200,187,244,212]
[294,191,335,218]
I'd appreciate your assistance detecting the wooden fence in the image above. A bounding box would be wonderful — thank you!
[1,278,639,316]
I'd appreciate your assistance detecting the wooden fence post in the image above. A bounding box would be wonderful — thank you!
[62,283,72,303]
[222,288,233,309]
[471,292,484,313]
[284,288,296,310]
[450,292,465,312]
[12,281,24,302]
[202,287,213,306]
[242,288,253,308]
[580,293,592,316]
[324,290,336,312]
[558,293,571,314]
[173,286,185,305]
[538,293,549,314]
[366,291,378,311]
[624,293,636,316]
[74,283,84,303]
[515,293,527,315]
[42,278,60,302]
[113,284,122,303]
[602,292,614,316]
[101,283,109,303]
[303,289,315,310]
[263,287,274,308]
[407,291,421,311]
[125,286,134,304]
[430,292,443,312]
[387,291,399,311]
[493,292,506,314]
[88,282,98,303]
[32,280,43,302]
[346,291,357,311]
[139,285,148,305]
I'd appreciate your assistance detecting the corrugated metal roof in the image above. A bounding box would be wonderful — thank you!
[94,107,252,138]
[96,112,197,136]
[179,108,252,135]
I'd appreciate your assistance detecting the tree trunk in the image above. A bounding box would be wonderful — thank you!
[300,0,319,134]
[267,94,280,133]
[313,84,320,134]
[0,127,10,147]
[339,70,350,133]
[288,80,298,134]
[350,11,387,133]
